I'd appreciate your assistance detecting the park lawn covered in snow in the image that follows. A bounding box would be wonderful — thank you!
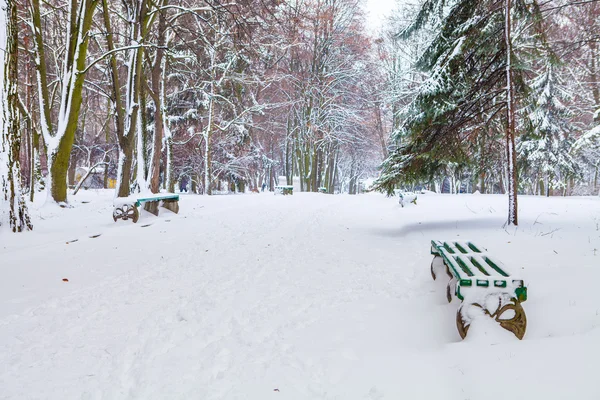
[1,190,600,399]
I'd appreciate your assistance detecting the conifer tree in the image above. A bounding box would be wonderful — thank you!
[573,113,600,195]
[518,62,579,195]
[373,0,546,225]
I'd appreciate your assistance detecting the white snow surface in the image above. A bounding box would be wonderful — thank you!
[1,191,600,399]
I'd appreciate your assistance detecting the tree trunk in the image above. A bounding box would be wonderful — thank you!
[136,82,150,192]
[148,0,168,193]
[31,0,98,204]
[68,149,77,187]
[204,87,214,195]
[191,173,197,193]
[166,136,174,193]
[505,0,518,226]
[594,163,598,192]
[479,171,486,194]
[375,103,388,160]
[149,96,165,193]
[590,42,599,115]
[330,149,338,193]
[310,147,318,192]
[1,0,32,232]
[285,116,292,185]
[101,0,141,198]
[32,0,98,203]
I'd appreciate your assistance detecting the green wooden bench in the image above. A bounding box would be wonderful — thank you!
[274,185,293,195]
[430,240,528,339]
[113,193,180,223]
[318,187,327,193]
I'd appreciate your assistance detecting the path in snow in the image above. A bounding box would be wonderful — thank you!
[1,191,600,399]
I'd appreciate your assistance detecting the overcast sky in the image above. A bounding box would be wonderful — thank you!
[364,0,396,31]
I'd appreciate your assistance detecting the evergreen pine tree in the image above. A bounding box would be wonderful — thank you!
[373,0,546,225]
[518,62,579,195]
[573,112,600,196]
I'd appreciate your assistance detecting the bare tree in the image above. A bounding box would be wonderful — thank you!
[29,0,99,203]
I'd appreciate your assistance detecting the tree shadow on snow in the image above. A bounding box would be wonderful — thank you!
[371,217,508,238]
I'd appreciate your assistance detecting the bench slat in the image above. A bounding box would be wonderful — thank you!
[433,240,513,279]
[438,247,471,278]
[482,255,509,277]
[135,194,179,207]
[468,256,490,276]
[431,239,527,302]
[136,195,179,202]
[452,252,475,277]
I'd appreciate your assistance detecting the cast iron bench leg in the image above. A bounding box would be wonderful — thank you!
[113,204,140,223]
[456,295,527,340]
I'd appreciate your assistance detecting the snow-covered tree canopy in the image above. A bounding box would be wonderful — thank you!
[372,0,548,196]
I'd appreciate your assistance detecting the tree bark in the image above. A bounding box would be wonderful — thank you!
[30,0,98,203]
[204,80,214,195]
[148,0,168,193]
[102,0,145,198]
[505,0,518,226]
[1,0,32,232]
[375,103,388,160]
[590,43,599,116]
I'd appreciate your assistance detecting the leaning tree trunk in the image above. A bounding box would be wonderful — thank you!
[505,0,518,226]
[0,0,32,232]
[101,0,139,198]
[30,0,98,204]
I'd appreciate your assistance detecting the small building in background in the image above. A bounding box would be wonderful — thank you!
[74,166,109,190]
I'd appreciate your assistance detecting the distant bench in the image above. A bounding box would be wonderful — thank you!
[430,240,528,339]
[113,193,179,223]
[398,191,417,207]
[274,185,293,195]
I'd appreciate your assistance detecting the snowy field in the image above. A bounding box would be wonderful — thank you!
[1,190,600,399]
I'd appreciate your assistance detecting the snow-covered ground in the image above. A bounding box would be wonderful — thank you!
[1,190,600,399]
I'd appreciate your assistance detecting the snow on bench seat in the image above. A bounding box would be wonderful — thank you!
[430,239,528,340]
[113,193,179,223]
